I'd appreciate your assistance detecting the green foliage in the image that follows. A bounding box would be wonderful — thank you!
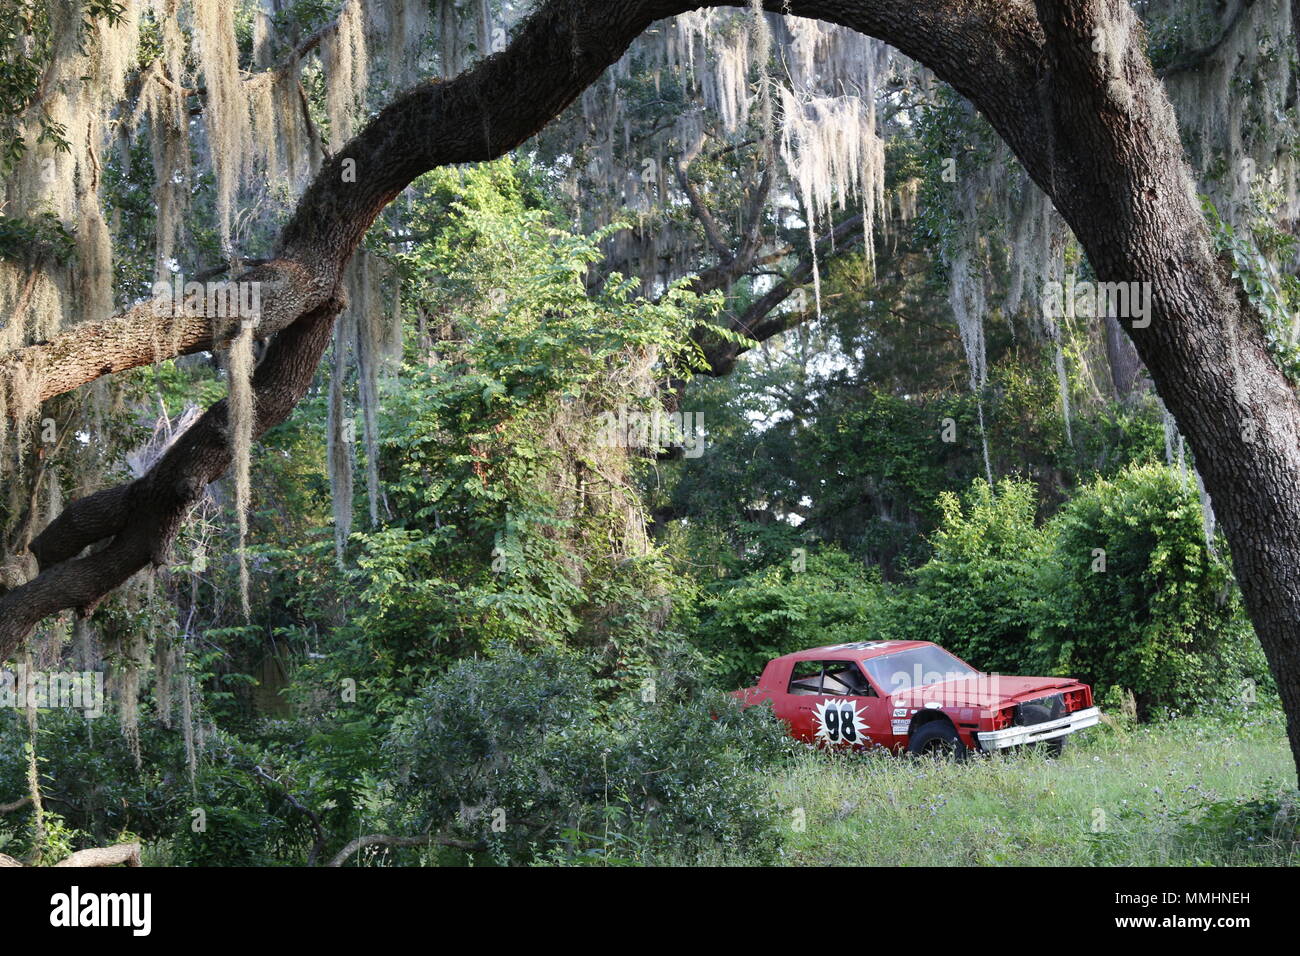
[872,465,1262,711]
[892,477,1048,674]
[0,703,384,867]
[1173,786,1300,864]
[677,457,1257,718]
[667,341,1164,584]
[0,211,76,264]
[1204,194,1300,382]
[1035,462,1263,713]
[913,84,999,267]
[691,547,886,689]
[304,159,720,703]
[0,708,189,855]
[384,644,789,865]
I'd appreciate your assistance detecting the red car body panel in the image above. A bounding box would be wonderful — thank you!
[733,641,1096,752]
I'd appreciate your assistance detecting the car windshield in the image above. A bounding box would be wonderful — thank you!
[862,646,979,695]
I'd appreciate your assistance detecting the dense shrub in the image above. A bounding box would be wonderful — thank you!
[884,478,1047,674]
[859,466,1266,714]
[0,706,367,867]
[384,644,790,864]
[0,709,191,858]
[1033,462,1264,714]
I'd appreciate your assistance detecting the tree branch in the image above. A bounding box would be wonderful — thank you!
[5,1,1040,407]
[675,132,737,261]
[0,843,141,867]
[0,0,1046,649]
[0,297,342,655]
[697,211,866,374]
[52,843,142,867]
[1156,0,1257,78]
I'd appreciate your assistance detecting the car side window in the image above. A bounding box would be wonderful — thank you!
[787,661,824,696]
[822,662,876,697]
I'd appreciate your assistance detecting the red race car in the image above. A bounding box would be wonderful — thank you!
[734,641,1100,757]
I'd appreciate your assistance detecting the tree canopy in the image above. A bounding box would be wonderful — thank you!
[2,0,1300,866]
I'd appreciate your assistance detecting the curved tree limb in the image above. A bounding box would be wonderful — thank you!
[696,211,867,374]
[675,130,741,262]
[0,0,1039,652]
[250,763,329,866]
[0,297,342,653]
[52,843,142,867]
[2,0,1042,410]
[6,0,1300,789]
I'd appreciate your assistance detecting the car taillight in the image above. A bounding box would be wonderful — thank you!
[990,707,1014,729]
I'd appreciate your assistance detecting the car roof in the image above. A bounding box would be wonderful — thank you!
[776,640,934,664]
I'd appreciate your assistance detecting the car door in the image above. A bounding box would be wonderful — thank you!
[777,659,826,741]
[815,660,887,749]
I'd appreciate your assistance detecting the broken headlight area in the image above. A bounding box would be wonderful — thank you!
[1014,693,1066,725]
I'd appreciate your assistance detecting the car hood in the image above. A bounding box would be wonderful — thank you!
[888,674,1081,711]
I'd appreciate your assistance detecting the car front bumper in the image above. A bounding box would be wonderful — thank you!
[975,706,1101,751]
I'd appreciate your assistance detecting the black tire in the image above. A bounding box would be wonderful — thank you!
[1018,703,1066,758]
[907,720,968,761]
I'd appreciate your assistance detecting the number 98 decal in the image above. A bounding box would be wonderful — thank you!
[813,699,869,744]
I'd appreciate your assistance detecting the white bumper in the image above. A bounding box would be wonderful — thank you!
[976,706,1101,751]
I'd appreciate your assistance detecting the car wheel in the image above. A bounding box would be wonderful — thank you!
[907,721,967,761]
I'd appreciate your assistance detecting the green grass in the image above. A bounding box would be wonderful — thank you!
[750,707,1298,866]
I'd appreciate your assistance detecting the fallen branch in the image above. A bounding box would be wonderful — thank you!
[0,842,141,867]
[52,843,142,867]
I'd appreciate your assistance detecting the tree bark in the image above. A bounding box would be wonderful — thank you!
[1027,0,1300,779]
[0,298,341,649]
[3,0,1300,780]
[52,843,142,867]
[0,843,141,867]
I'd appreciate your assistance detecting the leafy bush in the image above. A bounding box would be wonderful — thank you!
[887,477,1047,674]
[384,644,790,864]
[0,706,367,867]
[1034,462,1263,713]
[691,547,887,689]
[871,467,1265,713]
[0,709,190,855]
